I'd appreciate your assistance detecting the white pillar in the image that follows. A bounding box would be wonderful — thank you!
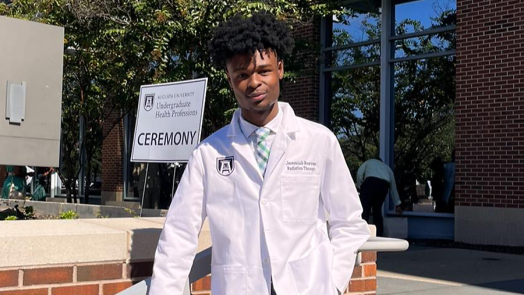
[50,172,57,198]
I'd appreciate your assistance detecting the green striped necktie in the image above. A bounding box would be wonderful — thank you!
[254,127,271,176]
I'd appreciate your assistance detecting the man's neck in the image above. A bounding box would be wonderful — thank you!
[241,103,279,127]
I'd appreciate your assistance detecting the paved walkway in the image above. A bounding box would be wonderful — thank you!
[377,245,524,294]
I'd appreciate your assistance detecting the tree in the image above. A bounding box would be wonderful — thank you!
[1,0,347,203]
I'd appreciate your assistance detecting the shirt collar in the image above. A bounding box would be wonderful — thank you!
[238,104,282,139]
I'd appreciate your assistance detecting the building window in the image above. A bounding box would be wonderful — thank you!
[322,0,456,216]
[392,0,456,214]
[393,57,455,213]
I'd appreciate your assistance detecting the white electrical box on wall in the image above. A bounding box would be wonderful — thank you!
[6,81,27,124]
[0,16,64,167]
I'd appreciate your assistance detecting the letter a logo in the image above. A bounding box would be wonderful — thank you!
[144,94,155,111]
[216,156,235,176]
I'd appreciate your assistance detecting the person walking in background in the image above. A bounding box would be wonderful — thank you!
[357,158,403,236]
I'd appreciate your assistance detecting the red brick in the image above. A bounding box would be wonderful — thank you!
[0,270,18,287]
[52,284,99,295]
[77,264,123,282]
[24,267,73,286]
[103,281,133,295]
[361,252,377,263]
[351,266,362,278]
[348,278,377,292]
[364,264,377,277]
[192,275,211,291]
[0,289,48,295]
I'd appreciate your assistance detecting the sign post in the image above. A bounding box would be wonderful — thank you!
[131,78,207,215]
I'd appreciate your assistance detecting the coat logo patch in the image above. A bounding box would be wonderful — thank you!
[216,156,234,176]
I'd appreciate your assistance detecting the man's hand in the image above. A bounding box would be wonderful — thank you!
[395,205,403,215]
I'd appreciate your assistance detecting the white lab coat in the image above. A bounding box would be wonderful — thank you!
[150,102,370,295]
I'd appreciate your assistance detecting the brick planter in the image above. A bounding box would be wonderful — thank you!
[0,218,165,295]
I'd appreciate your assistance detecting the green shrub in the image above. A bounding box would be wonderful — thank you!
[5,215,17,221]
[124,208,138,217]
[59,210,79,219]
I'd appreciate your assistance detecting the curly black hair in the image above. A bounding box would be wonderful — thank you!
[209,12,294,69]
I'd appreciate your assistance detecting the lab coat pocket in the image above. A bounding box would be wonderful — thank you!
[281,175,321,223]
[211,265,247,295]
[288,241,336,295]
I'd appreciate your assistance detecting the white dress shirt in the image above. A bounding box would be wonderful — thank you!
[238,105,283,155]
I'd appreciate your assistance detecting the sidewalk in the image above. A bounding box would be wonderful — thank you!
[377,245,524,294]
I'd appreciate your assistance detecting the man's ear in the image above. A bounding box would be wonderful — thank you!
[278,60,284,80]
[225,69,233,87]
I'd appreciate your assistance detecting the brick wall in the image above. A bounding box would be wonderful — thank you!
[101,111,124,202]
[0,262,144,295]
[282,74,319,121]
[455,0,524,208]
[281,17,321,122]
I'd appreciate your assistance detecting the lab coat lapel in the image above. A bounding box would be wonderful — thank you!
[231,139,263,182]
[264,102,299,180]
[227,110,264,182]
[264,131,290,180]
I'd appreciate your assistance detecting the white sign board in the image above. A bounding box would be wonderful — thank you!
[131,78,207,163]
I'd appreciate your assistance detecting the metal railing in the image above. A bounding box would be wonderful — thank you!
[118,236,408,295]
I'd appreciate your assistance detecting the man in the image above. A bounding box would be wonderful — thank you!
[150,12,370,295]
[357,158,403,236]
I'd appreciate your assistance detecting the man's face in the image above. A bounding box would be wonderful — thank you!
[225,49,284,126]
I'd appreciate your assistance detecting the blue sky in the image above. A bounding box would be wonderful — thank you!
[334,0,456,41]
[396,0,456,30]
